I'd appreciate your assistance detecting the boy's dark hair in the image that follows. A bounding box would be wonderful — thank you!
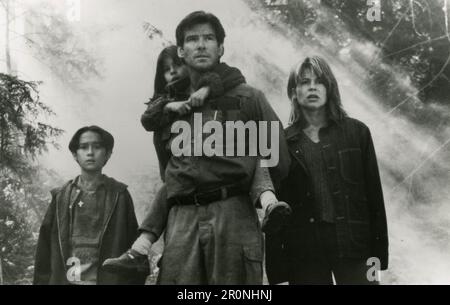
[175,11,226,47]
[69,125,114,154]
[154,45,183,97]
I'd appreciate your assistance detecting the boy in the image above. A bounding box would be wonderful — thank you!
[33,126,145,285]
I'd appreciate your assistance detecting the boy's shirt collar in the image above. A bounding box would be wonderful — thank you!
[71,175,106,192]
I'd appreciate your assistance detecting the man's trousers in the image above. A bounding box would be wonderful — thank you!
[157,195,263,285]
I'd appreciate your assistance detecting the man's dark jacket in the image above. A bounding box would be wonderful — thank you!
[33,176,145,285]
[141,63,246,182]
[266,117,388,284]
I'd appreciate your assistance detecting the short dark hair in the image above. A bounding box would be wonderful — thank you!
[287,56,347,125]
[69,125,114,154]
[175,11,226,47]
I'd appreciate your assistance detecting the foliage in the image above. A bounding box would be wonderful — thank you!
[24,7,103,87]
[0,73,63,284]
[0,74,63,169]
[254,0,450,134]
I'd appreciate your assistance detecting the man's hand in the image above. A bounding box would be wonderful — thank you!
[188,86,210,107]
[258,191,292,233]
[262,201,292,234]
[164,101,192,116]
[260,191,278,210]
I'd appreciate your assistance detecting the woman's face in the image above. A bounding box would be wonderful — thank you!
[163,57,188,84]
[294,68,327,111]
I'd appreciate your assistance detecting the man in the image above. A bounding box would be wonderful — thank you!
[104,11,290,284]
[33,126,145,285]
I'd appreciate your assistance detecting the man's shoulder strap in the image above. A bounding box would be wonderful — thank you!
[210,84,258,111]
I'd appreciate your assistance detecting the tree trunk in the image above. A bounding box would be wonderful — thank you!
[0,254,4,285]
[5,0,12,74]
[1,0,10,282]
[0,115,4,165]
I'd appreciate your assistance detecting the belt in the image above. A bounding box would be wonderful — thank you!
[169,185,246,206]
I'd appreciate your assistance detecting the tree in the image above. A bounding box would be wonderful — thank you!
[2,0,12,74]
[254,0,450,133]
[0,0,104,283]
[1,0,103,100]
[0,73,63,284]
[24,6,103,89]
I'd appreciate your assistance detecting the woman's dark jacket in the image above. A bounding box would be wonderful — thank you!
[266,117,389,284]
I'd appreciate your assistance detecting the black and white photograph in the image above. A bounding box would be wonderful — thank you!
[0,0,449,287]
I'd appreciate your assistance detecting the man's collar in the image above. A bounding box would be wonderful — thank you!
[166,77,190,97]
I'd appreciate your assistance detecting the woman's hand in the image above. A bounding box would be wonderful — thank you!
[188,86,210,107]
[164,101,192,116]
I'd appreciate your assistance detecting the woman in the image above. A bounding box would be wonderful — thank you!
[266,56,388,285]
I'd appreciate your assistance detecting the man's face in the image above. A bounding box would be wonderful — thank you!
[178,23,224,72]
[72,131,110,173]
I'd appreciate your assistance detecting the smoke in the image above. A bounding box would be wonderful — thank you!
[6,0,450,284]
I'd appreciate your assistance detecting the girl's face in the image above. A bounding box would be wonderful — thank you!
[294,68,327,111]
[163,57,188,84]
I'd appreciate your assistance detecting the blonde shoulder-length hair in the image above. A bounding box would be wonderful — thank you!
[287,56,347,126]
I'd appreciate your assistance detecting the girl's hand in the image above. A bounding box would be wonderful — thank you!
[164,101,192,116]
[188,86,210,107]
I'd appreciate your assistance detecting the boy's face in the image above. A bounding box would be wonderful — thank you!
[178,23,224,72]
[72,131,111,173]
